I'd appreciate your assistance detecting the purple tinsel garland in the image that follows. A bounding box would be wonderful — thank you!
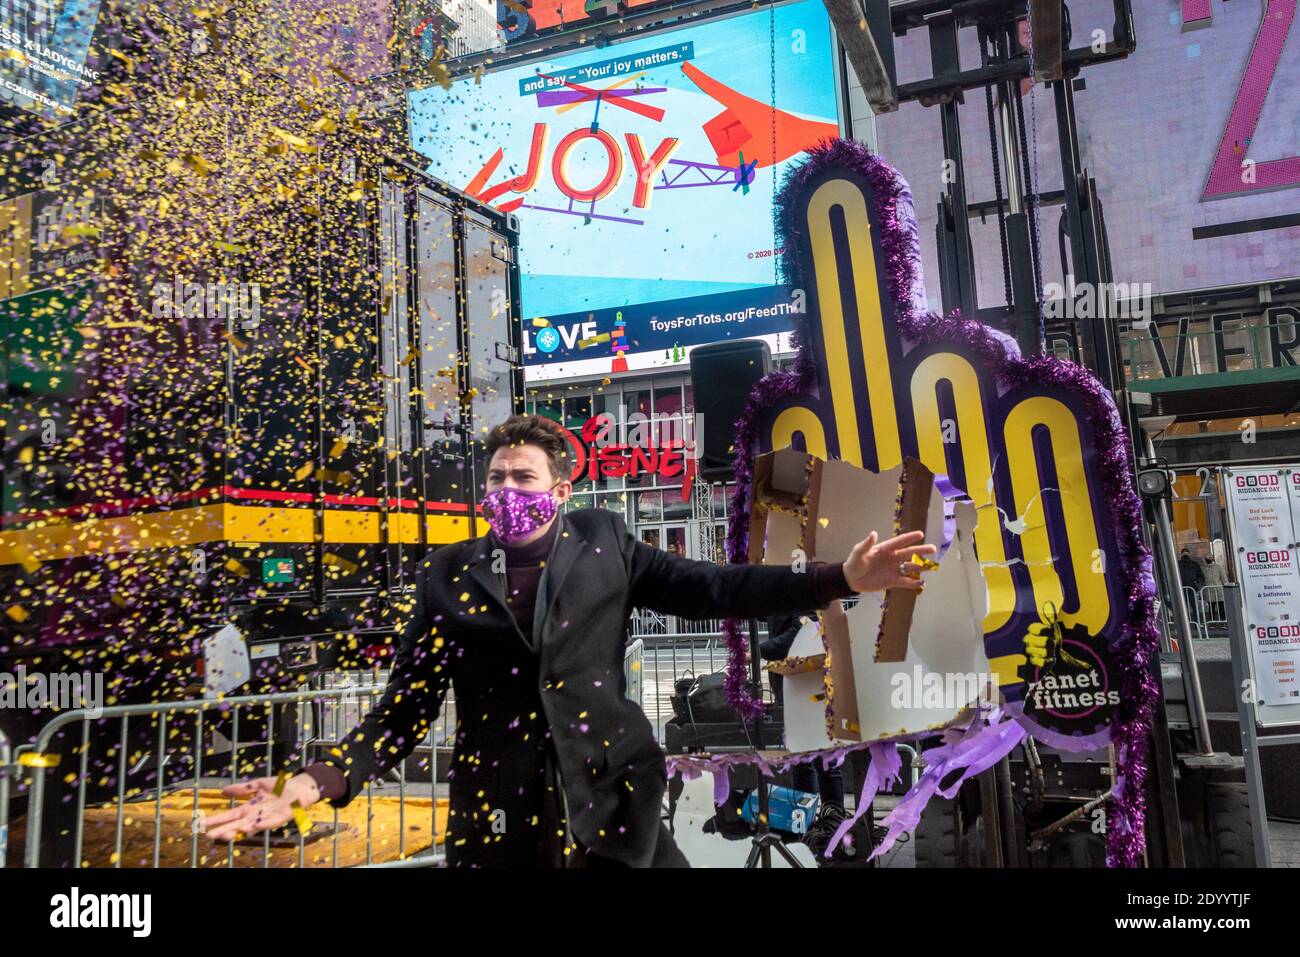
[719,139,1159,867]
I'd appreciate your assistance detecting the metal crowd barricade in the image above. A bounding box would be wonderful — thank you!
[1199,584,1227,633]
[1,727,10,868]
[1179,586,1207,641]
[9,682,454,869]
[623,639,645,709]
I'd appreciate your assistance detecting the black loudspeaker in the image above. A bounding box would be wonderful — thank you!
[689,340,772,481]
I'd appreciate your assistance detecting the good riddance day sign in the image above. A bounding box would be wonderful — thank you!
[734,141,1158,757]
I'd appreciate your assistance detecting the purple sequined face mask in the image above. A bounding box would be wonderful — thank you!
[480,484,559,544]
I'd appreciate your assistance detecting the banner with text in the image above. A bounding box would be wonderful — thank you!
[1224,467,1300,709]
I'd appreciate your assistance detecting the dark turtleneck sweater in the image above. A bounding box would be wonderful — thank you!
[301,520,852,803]
[498,517,560,647]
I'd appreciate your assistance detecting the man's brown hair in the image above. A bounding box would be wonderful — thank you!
[484,414,572,480]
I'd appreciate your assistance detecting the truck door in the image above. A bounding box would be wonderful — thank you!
[377,178,422,591]
[462,212,520,517]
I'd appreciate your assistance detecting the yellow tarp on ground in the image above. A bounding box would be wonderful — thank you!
[7,788,448,868]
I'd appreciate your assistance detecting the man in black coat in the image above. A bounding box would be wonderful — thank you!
[205,415,934,867]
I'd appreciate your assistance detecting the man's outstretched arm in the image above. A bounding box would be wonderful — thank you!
[205,572,451,840]
[307,574,452,807]
[620,514,935,620]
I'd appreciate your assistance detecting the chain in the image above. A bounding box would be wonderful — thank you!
[1023,7,1046,354]
[983,33,1013,308]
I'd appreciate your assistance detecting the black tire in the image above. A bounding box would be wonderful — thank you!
[1205,782,1255,867]
[914,797,960,867]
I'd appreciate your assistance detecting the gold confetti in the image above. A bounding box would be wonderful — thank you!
[577,333,611,349]
[5,605,29,622]
[11,544,41,575]
[322,553,359,575]
[531,318,551,327]
[108,48,135,72]
[289,801,311,835]
[224,559,249,578]
[327,62,360,85]
[181,153,217,175]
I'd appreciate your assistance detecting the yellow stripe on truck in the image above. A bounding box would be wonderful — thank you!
[0,505,478,564]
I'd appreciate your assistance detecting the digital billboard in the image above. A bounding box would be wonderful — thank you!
[496,0,672,44]
[410,0,839,379]
[0,0,108,122]
[873,0,1300,307]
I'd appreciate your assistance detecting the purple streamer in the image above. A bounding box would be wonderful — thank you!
[869,712,1027,862]
[825,740,900,858]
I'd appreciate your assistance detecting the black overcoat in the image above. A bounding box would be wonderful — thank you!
[318,507,836,866]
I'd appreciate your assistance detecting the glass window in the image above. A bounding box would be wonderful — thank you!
[714,523,729,564]
[664,526,688,559]
[712,483,732,518]
[598,491,628,515]
[662,490,692,522]
[653,382,683,418]
[624,388,652,424]
[564,392,592,432]
[535,395,562,424]
[592,386,621,418]
[565,493,594,513]
[636,490,663,522]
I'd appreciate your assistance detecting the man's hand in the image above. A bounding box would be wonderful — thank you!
[204,772,321,842]
[842,530,937,593]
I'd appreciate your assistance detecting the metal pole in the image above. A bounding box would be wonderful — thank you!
[997,85,1024,215]
[1222,582,1272,867]
[747,617,770,868]
[0,729,9,869]
[1142,433,1213,755]
[977,768,1004,867]
[996,75,1041,356]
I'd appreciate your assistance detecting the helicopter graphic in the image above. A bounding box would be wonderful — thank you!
[464,61,837,225]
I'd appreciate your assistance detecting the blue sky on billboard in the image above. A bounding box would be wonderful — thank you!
[409,0,839,379]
